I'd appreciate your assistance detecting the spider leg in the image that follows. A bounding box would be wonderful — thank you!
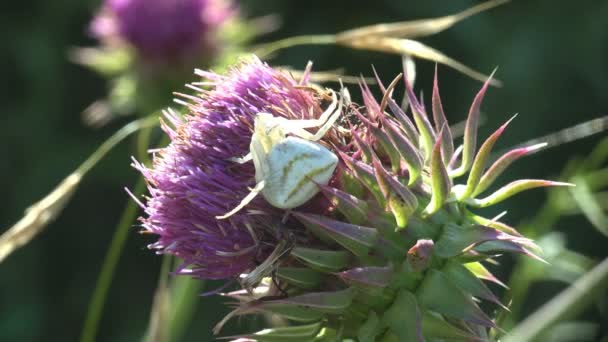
[287,89,338,129]
[271,269,289,298]
[308,89,344,141]
[228,152,252,164]
[216,180,265,219]
[282,89,343,141]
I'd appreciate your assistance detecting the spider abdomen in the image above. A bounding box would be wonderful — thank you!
[263,136,338,209]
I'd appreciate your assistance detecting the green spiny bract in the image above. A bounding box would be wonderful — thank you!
[215,67,571,341]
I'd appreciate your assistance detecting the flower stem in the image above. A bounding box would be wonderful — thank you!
[79,178,145,342]
[504,257,608,342]
[80,122,158,342]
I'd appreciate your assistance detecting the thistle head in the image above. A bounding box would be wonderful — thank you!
[133,56,344,279]
[91,0,234,65]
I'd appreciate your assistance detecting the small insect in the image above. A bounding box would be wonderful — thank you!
[217,89,343,219]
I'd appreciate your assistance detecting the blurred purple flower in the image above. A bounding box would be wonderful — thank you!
[133,57,328,279]
[91,0,233,63]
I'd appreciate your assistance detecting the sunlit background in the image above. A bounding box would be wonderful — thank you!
[1,0,607,341]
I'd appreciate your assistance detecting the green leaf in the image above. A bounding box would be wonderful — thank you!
[464,261,507,288]
[259,304,325,322]
[276,267,323,290]
[291,247,351,273]
[317,185,369,225]
[69,47,131,76]
[417,269,496,327]
[358,311,382,342]
[293,212,378,257]
[338,265,394,288]
[221,321,324,341]
[422,311,484,341]
[443,261,506,309]
[262,288,355,315]
[569,175,608,237]
[435,223,527,258]
[382,289,424,342]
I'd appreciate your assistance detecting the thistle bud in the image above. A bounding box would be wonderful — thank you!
[407,239,434,272]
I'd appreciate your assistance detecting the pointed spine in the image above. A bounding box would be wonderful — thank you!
[339,150,386,207]
[382,116,423,184]
[423,133,451,216]
[458,115,516,200]
[450,69,496,177]
[404,72,436,161]
[354,109,402,173]
[432,66,454,165]
[372,156,418,229]
[317,184,369,225]
[465,180,574,208]
[372,66,419,142]
[473,142,547,196]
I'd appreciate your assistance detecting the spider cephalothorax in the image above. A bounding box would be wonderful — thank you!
[217,89,344,218]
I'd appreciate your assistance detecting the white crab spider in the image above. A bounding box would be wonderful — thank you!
[216,90,343,219]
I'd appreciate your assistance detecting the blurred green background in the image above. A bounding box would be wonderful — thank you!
[1,0,606,341]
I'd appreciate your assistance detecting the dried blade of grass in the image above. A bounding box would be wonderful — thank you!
[254,0,507,62]
[0,173,81,262]
[253,34,337,58]
[336,0,509,41]
[508,115,608,153]
[491,115,608,162]
[0,116,157,264]
[341,36,501,86]
[278,66,377,84]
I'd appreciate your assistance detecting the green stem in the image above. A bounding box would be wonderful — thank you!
[503,257,608,342]
[144,255,172,342]
[80,118,164,342]
[167,275,205,342]
[79,178,145,342]
[77,116,158,176]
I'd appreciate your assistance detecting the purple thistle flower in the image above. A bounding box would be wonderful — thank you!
[133,56,332,279]
[91,0,233,64]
